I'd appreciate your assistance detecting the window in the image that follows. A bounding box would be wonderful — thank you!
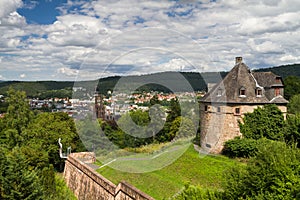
[217,88,222,96]
[256,88,262,97]
[275,88,280,96]
[204,105,208,111]
[239,87,246,97]
[217,106,221,112]
[235,107,240,115]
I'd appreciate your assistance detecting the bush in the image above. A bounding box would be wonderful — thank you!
[222,137,259,158]
[171,183,222,200]
[223,141,300,199]
[239,104,285,141]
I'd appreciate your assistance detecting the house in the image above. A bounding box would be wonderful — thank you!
[200,57,288,153]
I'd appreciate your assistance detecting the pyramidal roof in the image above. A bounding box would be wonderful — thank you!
[201,60,287,104]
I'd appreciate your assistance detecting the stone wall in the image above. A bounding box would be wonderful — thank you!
[64,152,154,200]
[200,103,287,153]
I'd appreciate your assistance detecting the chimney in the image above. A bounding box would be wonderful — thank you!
[235,57,243,64]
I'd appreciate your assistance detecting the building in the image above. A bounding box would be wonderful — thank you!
[200,57,288,153]
[94,93,105,119]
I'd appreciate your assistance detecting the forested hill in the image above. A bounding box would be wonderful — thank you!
[0,63,299,97]
[254,63,300,79]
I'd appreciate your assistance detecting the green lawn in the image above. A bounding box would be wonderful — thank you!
[96,145,241,199]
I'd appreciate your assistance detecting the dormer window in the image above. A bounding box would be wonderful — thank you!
[256,88,263,97]
[275,77,281,83]
[217,88,222,96]
[275,88,280,96]
[239,87,246,97]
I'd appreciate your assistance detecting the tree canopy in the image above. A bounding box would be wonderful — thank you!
[239,104,285,140]
[0,88,79,199]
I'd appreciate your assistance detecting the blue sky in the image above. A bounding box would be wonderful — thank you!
[18,0,66,25]
[0,0,299,81]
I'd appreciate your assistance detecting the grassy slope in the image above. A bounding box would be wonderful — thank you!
[97,145,241,199]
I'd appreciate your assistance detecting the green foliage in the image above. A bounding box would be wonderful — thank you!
[288,94,300,114]
[155,98,182,142]
[255,64,300,80]
[284,114,300,148]
[4,88,34,135]
[0,89,83,199]
[223,141,300,200]
[222,137,259,158]
[171,183,222,200]
[284,76,300,100]
[27,112,86,171]
[51,174,77,200]
[0,81,74,98]
[169,116,196,140]
[0,147,46,200]
[0,100,8,113]
[239,104,285,141]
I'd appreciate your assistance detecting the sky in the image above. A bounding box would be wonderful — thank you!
[0,0,299,81]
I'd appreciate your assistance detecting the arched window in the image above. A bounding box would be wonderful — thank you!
[239,87,246,97]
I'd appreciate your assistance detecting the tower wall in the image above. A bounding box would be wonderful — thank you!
[200,103,286,154]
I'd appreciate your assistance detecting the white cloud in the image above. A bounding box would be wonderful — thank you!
[0,0,22,19]
[0,0,300,80]
[57,67,79,77]
[20,73,26,78]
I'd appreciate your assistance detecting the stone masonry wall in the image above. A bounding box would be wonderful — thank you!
[200,103,287,153]
[64,152,154,200]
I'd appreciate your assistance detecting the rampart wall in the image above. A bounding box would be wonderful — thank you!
[63,152,154,200]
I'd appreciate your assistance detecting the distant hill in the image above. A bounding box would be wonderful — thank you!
[0,63,298,97]
[0,81,74,97]
[254,63,300,79]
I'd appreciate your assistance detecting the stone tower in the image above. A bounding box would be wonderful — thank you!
[200,57,288,153]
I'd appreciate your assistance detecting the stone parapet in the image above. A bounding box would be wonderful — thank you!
[64,152,154,200]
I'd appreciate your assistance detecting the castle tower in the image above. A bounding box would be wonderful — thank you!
[94,93,105,119]
[200,57,288,153]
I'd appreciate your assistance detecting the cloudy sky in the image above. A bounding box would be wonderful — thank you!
[0,0,299,81]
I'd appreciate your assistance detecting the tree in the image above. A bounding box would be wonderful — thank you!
[0,89,82,199]
[239,104,285,141]
[155,98,181,142]
[26,112,85,171]
[284,76,300,100]
[288,94,300,114]
[0,147,45,200]
[223,141,300,199]
[169,116,196,141]
[284,114,300,148]
[4,88,33,133]
[117,110,151,147]
[0,88,34,148]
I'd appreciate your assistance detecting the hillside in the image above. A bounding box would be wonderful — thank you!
[97,145,240,199]
[0,63,298,97]
[254,63,300,79]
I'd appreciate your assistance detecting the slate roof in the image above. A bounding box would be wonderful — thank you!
[252,72,284,88]
[201,62,288,104]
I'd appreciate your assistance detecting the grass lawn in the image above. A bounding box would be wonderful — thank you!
[96,145,241,199]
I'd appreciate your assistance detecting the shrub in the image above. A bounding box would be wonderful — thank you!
[171,183,222,200]
[223,141,300,199]
[239,104,285,140]
[222,137,258,158]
